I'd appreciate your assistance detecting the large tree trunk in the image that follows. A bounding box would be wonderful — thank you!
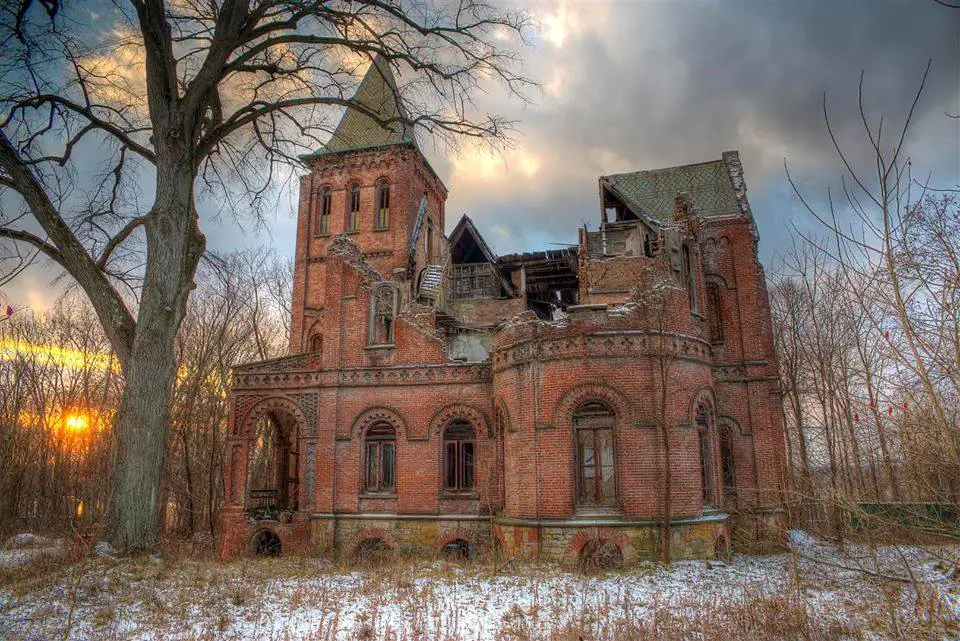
[105,162,205,552]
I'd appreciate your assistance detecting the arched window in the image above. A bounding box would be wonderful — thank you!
[696,404,715,506]
[574,402,616,506]
[719,422,737,508]
[369,283,398,345]
[318,187,331,235]
[375,180,390,230]
[347,183,360,232]
[706,283,723,344]
[364,423,396,492]
[443,421,476,492]
[309,334,323,354]
[682,245,696,311]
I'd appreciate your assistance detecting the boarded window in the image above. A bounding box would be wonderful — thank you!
[574,403,616,507]
[375,180,389,230]
[451,263,498,299]
[443,421,476,492]
[364,423,396,492]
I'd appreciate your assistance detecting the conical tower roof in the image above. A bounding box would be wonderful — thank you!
[304,56,418,158]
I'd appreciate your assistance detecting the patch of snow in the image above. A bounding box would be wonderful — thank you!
[93,541,117,558]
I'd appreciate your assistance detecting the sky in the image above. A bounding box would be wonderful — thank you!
[3,0,959,313]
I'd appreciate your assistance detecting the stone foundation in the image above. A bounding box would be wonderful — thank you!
[219,510,757,565]
[494,512,730,565]
[729,507,788,553]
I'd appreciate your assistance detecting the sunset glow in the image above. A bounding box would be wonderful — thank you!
[0,339,116,371]
[64,413,90,432]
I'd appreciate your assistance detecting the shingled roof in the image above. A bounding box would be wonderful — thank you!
[601,153,747,224]
[302,56,418,159]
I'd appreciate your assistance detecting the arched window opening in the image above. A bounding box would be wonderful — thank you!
[375,180,390,230]
[309,333,323,354]
[696,404,715,506]
[364,423,396,492]
[247,413,299,516]
[442,538,472,561]
[443,421,476,492]
[369,283,398,345]
[682,244,696,312]
[719,423,737,508]
[347,182,360,232]
[706,283,723,344]
[578,538,624,572]
[574,402,616,507]
[318,187,331,235]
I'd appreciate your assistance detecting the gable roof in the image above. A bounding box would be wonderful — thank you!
[302,56,418,159]
[601,153,746,224]
[448,214,499,264]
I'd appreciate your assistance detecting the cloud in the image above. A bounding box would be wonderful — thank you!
[437,0,959,263]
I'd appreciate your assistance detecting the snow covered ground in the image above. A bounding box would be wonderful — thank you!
[1,531,959,640]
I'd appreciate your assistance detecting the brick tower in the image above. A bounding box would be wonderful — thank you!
[290,56,448,352]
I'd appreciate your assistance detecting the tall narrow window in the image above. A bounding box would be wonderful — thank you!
[426,219,435,263]
[443,421,476,492]
[575,403,616,507]
[719,423,737,508]
[375,180,390,230]
[364,423,396,492]
[369,283,398,345]
[696,404,715,506]
[309,334,323,353]
[318,188,331,235]
[706,283,723,344]
[347,183,360,232]
[682,245,696,311]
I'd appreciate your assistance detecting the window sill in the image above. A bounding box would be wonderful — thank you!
[314,233,331,238]
[360,492,397,500]
[372,227,390,233]
[345,230,360,235]
[364,344,396,351]
[440,492,478,500]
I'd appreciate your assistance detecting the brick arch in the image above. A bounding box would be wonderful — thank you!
[562,528,637,566]
[345,527,400,559]
[248,526,283,555]
[237,395,309,438]
[704,272,733,290]
[688,386,716,422]
[429,403,491,438]
[434,527,477,555]
[718,414,751,437]
[553,382,634,428]
[349,406,409,441]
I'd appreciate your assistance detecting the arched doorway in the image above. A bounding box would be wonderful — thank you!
[246,408,300,518]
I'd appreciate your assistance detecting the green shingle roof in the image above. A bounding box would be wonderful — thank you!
[602,156,744,224]
[302,56,418,159]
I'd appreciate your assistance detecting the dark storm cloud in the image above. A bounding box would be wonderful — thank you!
[440,0,959,262]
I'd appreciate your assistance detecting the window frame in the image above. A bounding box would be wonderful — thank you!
[368,283,398,346]
[695,404,716,506]
[706,282,724,344]
[375,180,390,230]
[574,402,617,507]
[443,421,476,493]
[364,423,396,493]
[347,182,360,232]
[318,187,331,235]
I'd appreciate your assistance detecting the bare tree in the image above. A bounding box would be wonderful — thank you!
[0,0,534,552]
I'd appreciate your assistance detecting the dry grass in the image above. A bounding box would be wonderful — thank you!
[1,540,958,640]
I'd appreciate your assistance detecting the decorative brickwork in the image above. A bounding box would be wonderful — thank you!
[217,57,787,567]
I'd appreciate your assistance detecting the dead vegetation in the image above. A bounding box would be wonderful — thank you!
[2,533,959,640]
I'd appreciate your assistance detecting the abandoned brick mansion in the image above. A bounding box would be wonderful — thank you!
[218,59,789,565]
